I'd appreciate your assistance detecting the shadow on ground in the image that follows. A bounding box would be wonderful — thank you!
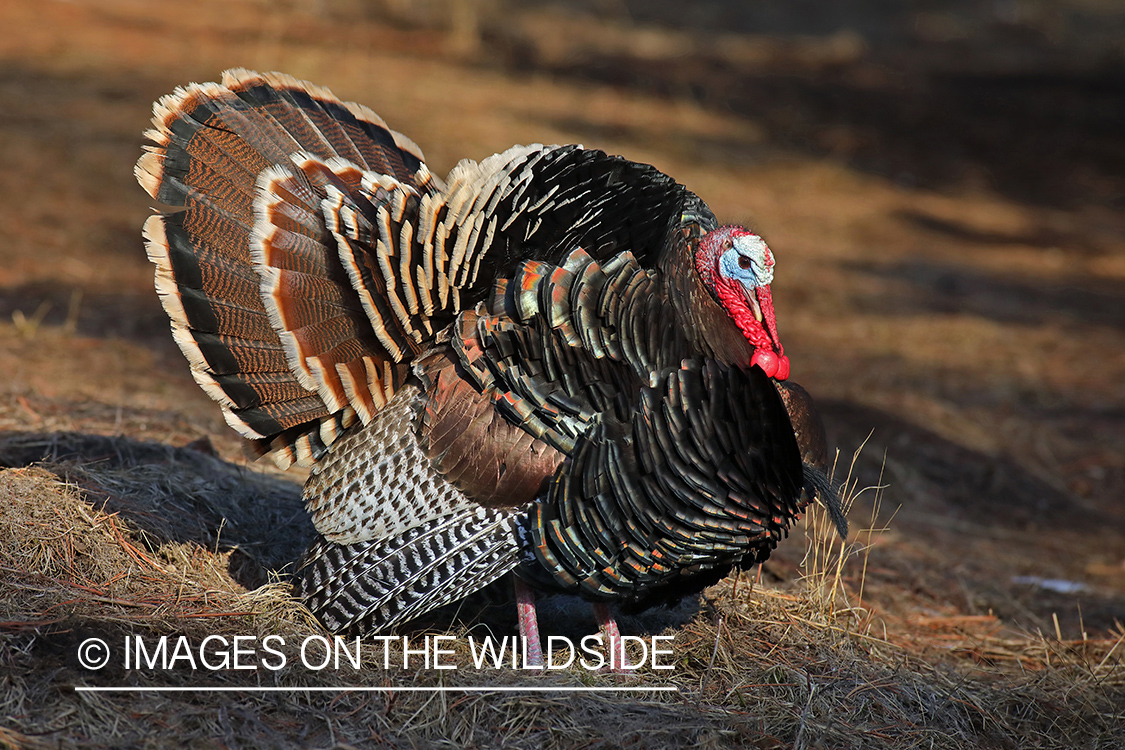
[0,431,310,588]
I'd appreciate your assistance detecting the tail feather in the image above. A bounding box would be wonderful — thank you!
[253,157,412,429]
[244,407,359,469]
[221,69,430,180]
[137,70,433,461]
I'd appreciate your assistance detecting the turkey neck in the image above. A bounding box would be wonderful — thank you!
[660,226,756,368]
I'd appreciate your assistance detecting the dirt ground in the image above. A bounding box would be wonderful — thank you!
[0,0,1122,747]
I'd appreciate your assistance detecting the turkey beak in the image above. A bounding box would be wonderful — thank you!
[756,285,782,350]
[743,284,764,322]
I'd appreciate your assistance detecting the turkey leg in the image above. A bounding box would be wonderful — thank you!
[593,602,632,672]
[514,577,544,668]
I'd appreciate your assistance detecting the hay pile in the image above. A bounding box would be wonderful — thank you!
[0,434,1120,748]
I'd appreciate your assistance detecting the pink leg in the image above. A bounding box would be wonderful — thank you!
[593,602,631,672]
[514,577,544,668]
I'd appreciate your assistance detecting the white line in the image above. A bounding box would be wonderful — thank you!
[75,686,679,694]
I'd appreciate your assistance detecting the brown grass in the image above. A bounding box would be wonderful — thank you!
[0,445,1119,748]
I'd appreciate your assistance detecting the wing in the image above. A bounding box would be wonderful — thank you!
[298,507,526,633]
[295,381,542,633]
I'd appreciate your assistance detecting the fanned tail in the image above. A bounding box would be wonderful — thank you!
[136,69,433,466]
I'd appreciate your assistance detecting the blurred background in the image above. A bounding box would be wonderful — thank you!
[0,0,1122,640]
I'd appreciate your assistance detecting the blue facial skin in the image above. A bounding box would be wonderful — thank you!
[717,236,774,296]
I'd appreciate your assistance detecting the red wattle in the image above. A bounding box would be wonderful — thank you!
[774,355,790,381]
[751,349,779,378]
[705,254,790,380]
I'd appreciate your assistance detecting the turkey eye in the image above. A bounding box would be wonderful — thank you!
[738,255,752,270]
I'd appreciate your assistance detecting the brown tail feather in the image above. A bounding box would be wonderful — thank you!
[137,69,434,458]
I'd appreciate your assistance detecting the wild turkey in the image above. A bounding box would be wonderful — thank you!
[136,69,845,662]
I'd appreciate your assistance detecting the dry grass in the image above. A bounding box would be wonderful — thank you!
[0,439,1120,748]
